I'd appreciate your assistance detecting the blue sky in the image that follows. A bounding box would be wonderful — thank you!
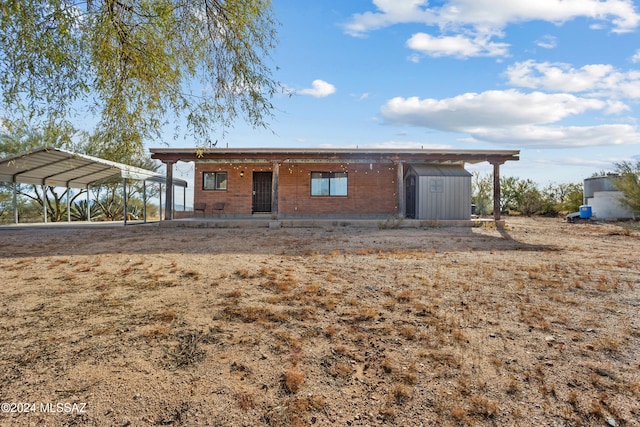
[164,0,640,190]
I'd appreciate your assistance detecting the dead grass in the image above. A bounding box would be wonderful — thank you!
[0,217,638,426]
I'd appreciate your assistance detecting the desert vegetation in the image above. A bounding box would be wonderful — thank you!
[0,217,639,426]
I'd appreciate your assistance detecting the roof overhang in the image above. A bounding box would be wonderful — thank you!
[150,147,520,166]
[0,147,187,188]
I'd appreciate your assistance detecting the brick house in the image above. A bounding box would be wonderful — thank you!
[150,148,519,221]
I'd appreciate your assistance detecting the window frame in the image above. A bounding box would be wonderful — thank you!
[310,171,348,197]
[202,171,228,191]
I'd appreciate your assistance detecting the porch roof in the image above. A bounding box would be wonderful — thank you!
[150,147,519,165]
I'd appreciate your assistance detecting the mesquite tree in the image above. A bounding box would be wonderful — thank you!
[1,0,280,159]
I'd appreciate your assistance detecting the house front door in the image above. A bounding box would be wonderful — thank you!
[252,172,272,213]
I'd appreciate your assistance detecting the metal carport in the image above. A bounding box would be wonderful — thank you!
[0,147,187,225]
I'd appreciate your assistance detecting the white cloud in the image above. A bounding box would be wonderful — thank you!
[439,0,640,33]
[469,124,640,147]
[632,50,640,63]
[535,35,557,49]
[343,0,640,59]
[380,89,640,148]
[299,80,336,98]
[407,32,509,58]
[343,0,435,37]
[345,0,640,36]
[381,90,606,130]
[505,60,640,99]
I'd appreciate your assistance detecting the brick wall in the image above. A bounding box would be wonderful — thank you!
[194,162,266,215]
[193,161,399,217]
[278,163,398,216]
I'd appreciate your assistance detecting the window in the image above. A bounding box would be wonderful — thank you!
[203,172,228,190]
[311,172,348,196]
[430,178,444,193]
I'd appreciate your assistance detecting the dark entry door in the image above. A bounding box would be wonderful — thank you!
[252,172,272,213]
[405,175,416,219]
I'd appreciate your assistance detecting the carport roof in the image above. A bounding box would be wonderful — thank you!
[0,147,187,188]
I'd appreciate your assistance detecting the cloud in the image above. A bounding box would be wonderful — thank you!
[299,80,336,98]
[344,0,640,36]
[343,0,435,37]
[343,0,640,59]
[380,90,640,147]
[632,49,640,63]
[381,90,606,130]
[407,32,509,58]
[535,35,557,49]
[348,92,370,100]
[468,124,640,147]
[505,60,640,99]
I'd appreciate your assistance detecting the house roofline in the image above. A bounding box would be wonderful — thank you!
[150,147,520,165]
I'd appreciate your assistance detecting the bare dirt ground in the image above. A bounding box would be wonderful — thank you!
[0,217,639,427]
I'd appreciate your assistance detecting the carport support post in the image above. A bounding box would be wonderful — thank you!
[123,177,128,226]
[42,185,47,224]
[164,161,175,220]
[143,181,147,223]
[13,181,18,224]
[87,185,91,222]
[395,161,405,218]
[67,187,72,222]
[492,162,502,221]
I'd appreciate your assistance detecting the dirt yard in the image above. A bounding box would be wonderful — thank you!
[0,217,638,426]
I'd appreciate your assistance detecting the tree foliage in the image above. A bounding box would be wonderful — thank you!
[613,161,640,216]
[471,172,584,217]
[1,0,280,159]
[471,172,492,215]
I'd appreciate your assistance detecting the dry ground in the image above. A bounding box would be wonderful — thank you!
[0,217,639,427]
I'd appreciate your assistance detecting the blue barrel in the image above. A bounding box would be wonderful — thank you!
[579,205,592,219]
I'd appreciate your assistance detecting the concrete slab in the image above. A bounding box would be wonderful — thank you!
[158,217,502,229]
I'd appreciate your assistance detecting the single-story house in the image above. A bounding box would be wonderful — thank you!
[150,148,519,221]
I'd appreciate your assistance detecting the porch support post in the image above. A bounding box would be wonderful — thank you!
[492,162,502,221]
[164,161,175,220]
[271,161,279,217]
[159,184,163,221]
[395,161,405,218]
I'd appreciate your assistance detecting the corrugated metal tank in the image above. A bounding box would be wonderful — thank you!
[584,175,619,199]
[407,164,471,220]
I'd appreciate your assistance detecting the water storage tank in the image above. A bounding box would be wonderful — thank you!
[584,175,619,200]
[579,205,592,219]
[583,175,635,220]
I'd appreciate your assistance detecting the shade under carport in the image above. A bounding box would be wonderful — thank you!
[0,147,187,224]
